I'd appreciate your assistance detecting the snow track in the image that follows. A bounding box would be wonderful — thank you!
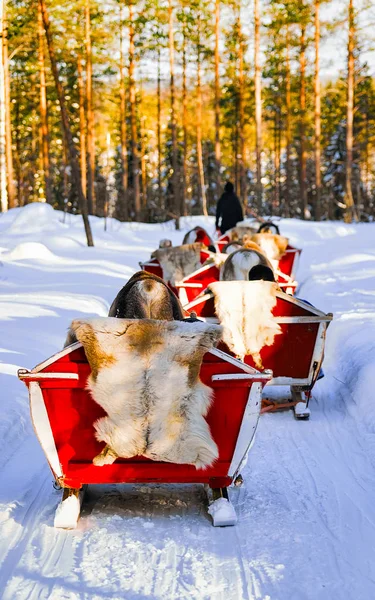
[1,207,375,599]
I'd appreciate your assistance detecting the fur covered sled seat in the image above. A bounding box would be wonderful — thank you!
[230,224,259,242]
[208,281,281,368]
[68,317,222,469]
[250,233,289,266]
[152,243,204,285]
[221,247,274,281]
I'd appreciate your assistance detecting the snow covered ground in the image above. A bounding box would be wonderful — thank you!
[0,203,375,600]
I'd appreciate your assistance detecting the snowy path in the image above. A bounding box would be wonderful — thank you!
[1,205,375,599]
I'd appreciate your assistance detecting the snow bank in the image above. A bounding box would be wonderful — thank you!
[5,201,59,233]
[2,242,57,261]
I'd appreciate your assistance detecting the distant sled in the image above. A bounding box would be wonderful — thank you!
[184,288,332,419]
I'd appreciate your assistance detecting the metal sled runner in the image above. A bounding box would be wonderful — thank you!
[18,345,271,529]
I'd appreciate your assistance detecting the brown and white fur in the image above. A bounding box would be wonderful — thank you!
[208,280,281,368]
[250,233,289,268]
[68,317,222,469]
[152,243,203,285]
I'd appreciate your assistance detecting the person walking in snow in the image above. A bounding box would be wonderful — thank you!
[215,181,244,235]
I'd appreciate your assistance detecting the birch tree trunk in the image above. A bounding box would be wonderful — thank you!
[39,0,94,246]
[197,14,208,217]
[38,0,52,204]
[344,0,356,222]
[0,0,7,211]
[168,0,180,228]
[254,0,262,213]
[85,0,95,215]
[314,0,321,221]
[214,0,221,199]
[2,1,15,208]
[129,2,140,220]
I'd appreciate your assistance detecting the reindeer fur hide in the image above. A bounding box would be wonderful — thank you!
[208,281,281,368]
[152,243,203,285]
[229,224,259,241]
[68,317,222,469]
[250,233,289,267]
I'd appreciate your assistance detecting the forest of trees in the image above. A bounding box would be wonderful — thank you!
[1,0,375,239]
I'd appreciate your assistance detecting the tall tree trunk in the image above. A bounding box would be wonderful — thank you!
[14,74,22,206]
[168,0,180,228]
[140,109,147,217]
[40,0,93,246]
[314,0,321,221]
[85,0,95,215]
[182,26,188,216]
[299,22,308,219]
[38,1,52,204]
[2,2,15,208]
[129,2,140,220]
[77,55,87,201]
[196,14,208,217]
[157,47,163,212]
[238,8,246,211]
[254,0,262,213]
[0,0,7,211]
[119,12,128,220]
[345,0,356,222]
[214,0,221,199]
[285,24,291,217]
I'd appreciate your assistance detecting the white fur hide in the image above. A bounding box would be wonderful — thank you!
[70,317,222,469]
[208,281,281,368]
[153,243,203,285]
[220,249,273,281]
[250,233,289,270]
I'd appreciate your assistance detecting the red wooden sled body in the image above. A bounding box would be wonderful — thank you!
[278,245,302,280]
[176,263,297,306]
[18,344,271,527]
[184,290,332,418]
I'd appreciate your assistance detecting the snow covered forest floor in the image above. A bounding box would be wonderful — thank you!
[0,203,375,600]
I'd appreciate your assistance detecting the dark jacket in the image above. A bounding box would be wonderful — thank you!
[215,190,244,234]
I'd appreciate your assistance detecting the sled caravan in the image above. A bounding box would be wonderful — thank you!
[18,219,332,530]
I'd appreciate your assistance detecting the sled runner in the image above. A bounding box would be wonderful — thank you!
[18,341,271,529]
[184,286,332,419]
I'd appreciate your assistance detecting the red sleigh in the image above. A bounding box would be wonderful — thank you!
[277,245,302,280]
[18,343,271,528]
[184,290,332,419]
[176,263,298,305]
